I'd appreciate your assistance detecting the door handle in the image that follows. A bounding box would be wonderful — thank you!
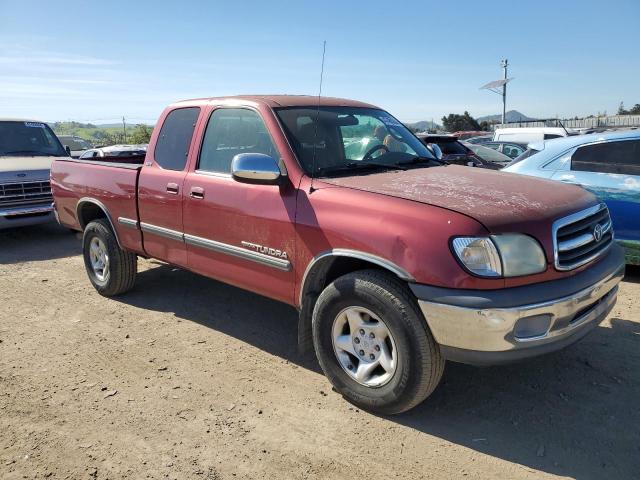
[166,182,179,194]
[190,186,205,199]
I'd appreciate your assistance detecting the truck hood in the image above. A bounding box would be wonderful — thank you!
[0,155,56,173]
[320,165,596,233]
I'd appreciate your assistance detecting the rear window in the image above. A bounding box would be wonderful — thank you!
[154,107,200,170]
[435,140,468,155]
[571,140,640,175]
[0,121,67,157]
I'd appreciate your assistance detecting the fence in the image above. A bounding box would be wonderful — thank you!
[493,115,640,130]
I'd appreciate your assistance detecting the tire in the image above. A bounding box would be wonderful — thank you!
[82,219,137,296]
[312,269,444,415]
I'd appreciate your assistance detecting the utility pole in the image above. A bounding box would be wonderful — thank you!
[122,116,126,143]
[501,59,508,125]
[480,60,513,128]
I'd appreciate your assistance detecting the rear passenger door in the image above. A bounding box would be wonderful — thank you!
[138,107,201,266]
[552,139,640,244]
[182,107,297,304]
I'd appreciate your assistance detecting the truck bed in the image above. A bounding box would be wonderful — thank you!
[50,158,145,254]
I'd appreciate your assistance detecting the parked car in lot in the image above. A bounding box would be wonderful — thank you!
[418,134,505,169]
[79,144,147,160]
[493,127,576,143]
[504,131,640,265]
[417,134,475,164]
[462,142,513,168]
[482,140,528,159]
[451,130,489,140]
[57,135,93,158]
[51,95,625,414]
[465,135,493,145]
[0,119,69,229]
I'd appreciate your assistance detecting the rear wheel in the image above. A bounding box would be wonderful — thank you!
[312,270,444,415]
[82,219,137,296]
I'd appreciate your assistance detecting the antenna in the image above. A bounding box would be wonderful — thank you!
[309,40,326,193]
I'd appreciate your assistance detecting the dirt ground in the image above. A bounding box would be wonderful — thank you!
[1,223,638,480]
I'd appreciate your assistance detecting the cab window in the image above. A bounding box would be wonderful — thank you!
[154,107,200,171]
[198,108,278,174]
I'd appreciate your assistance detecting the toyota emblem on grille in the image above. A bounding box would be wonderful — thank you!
[593,223,603,242]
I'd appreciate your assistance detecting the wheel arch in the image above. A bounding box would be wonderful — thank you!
[296,249,414,353]
[76,197,122,248]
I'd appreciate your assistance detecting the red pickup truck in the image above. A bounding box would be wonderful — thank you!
[51,95,625,414]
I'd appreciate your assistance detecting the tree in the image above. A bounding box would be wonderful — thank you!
[441,111,481,132]
[129,124,153,144]
[629,104,640,115]
[618,102,627,115]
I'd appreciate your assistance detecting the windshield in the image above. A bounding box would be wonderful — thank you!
[275,107,434,176]
[0,121,68,157]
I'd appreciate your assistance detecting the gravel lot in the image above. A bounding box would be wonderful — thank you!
[1,223,639,480]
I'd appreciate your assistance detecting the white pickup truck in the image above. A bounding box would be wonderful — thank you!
[0,119,69,229]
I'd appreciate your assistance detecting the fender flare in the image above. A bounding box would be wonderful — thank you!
[76,197,123,248]
[298,248,414,307]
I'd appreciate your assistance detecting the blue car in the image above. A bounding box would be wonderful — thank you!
[504,130,640,265]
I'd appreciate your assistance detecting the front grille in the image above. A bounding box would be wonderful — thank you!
[553,203,613,270]
[0,180,52,208]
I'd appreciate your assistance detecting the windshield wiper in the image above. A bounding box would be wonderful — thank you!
[316,161,407,176]
[398,155,447,166]
[2,150,60,157]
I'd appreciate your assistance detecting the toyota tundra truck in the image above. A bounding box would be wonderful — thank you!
[51,96,625,414]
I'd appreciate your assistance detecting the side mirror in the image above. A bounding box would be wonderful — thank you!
[467,161,476,167]
[428,143,443,160]
[231,153,281,185]
[65,146,71,156]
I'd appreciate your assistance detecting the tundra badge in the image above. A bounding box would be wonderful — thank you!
[241,241,288,260]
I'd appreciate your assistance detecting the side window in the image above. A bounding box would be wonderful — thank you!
[198,108,278,174]
[503,144,525,159]
[571,140,640,175]
[154,107,200,171]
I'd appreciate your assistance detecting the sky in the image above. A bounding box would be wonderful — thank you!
[0,0,638,125]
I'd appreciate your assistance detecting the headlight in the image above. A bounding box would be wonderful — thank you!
[452,234,546,278]
[451,237,502,277]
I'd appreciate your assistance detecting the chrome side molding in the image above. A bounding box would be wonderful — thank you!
[138,221,291,271]
[185,234,291,271]
[117,217,139,229]
[140,222,185,243]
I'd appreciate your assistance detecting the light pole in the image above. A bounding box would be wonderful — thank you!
[501,59,508,125]
[480,61,513,127]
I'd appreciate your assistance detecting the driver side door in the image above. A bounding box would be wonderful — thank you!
[182,106,298,304]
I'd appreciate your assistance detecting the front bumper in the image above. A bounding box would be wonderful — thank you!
[0,203,55,229]
[411,244,625,365]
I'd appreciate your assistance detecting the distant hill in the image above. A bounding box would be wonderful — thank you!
[476,110,535,123]
[405,120,441,131]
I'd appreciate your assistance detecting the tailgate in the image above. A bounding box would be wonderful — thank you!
[51,159,144,255]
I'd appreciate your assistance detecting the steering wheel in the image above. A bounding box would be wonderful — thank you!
[362,143,389,161]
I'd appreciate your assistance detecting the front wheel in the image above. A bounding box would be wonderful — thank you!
[83,219,137,296]
[312,270,444,415]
